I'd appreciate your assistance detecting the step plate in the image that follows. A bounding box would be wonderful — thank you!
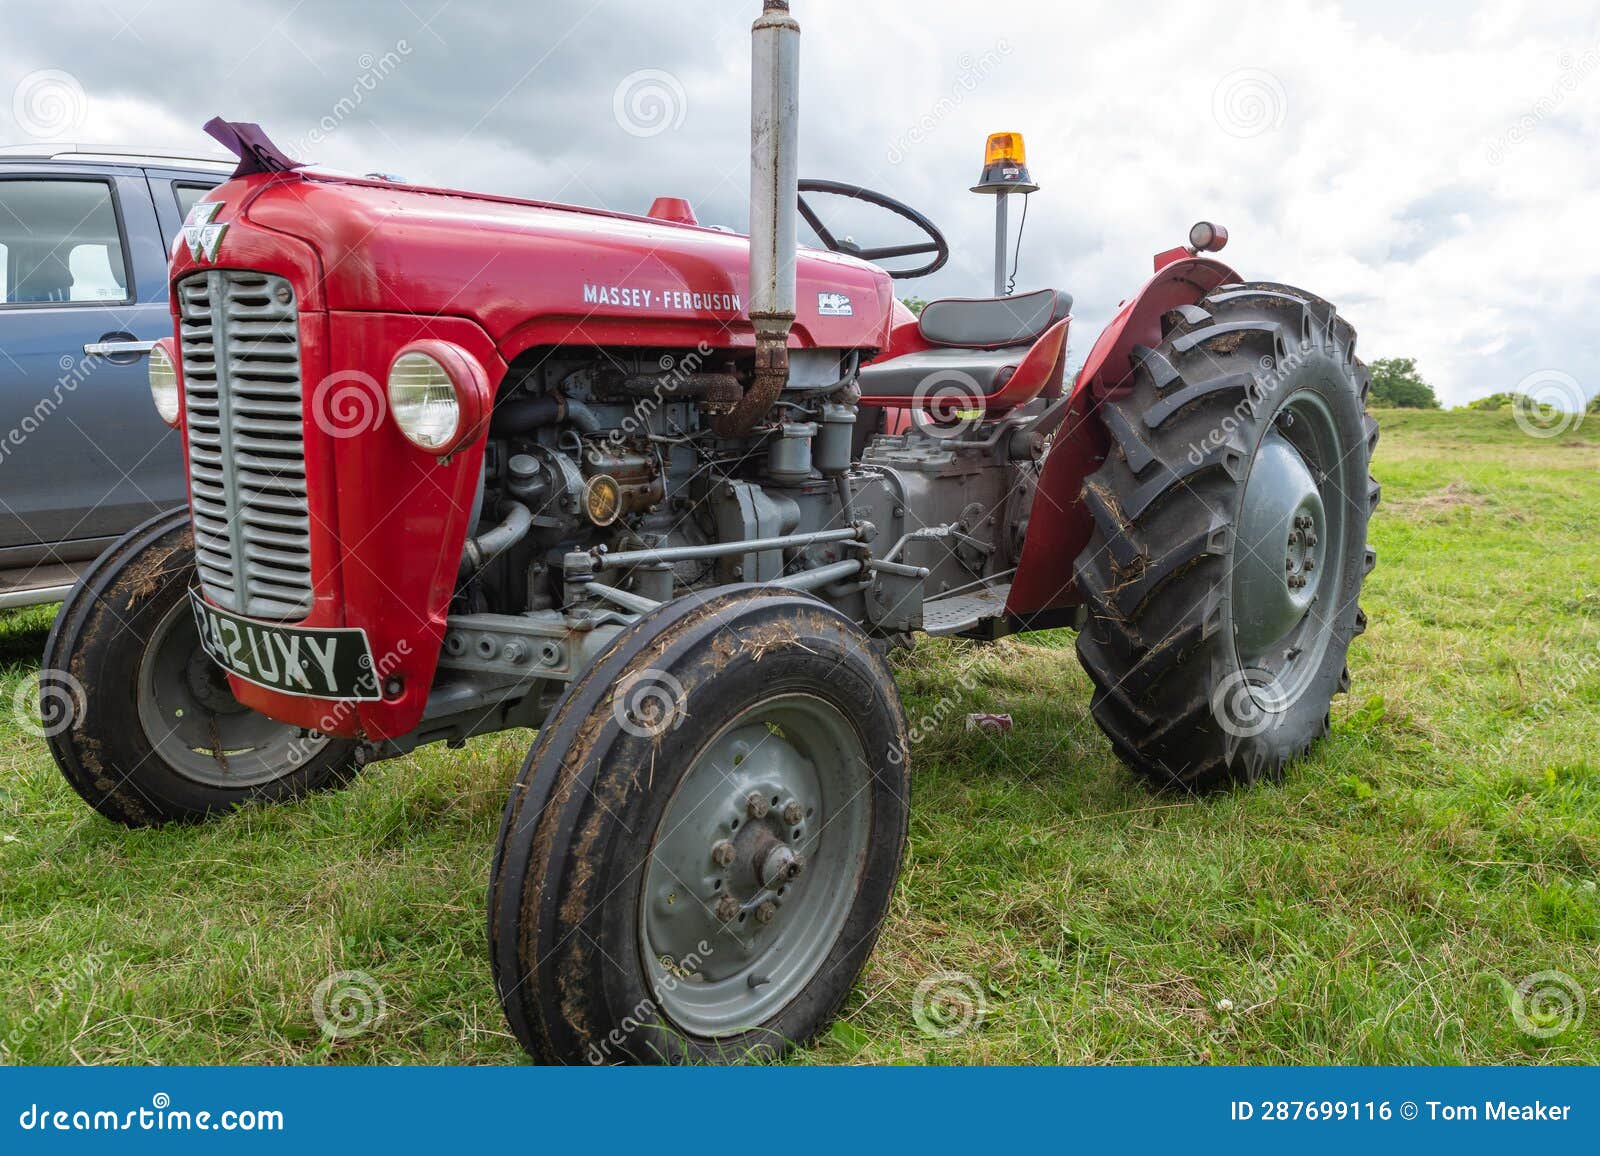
[922,583,1011,636]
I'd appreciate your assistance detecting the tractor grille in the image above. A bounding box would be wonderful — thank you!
[178,270,313,620]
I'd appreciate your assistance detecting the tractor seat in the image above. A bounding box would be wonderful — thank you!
[917,287,1071,349]
[857,346,1030,399]
[858,288,1072,401]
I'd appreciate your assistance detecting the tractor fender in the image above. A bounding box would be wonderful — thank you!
[1006,255,1239,614]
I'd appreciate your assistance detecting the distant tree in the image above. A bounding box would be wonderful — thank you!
[1367,357,1441,409]
[1466,390,1596,416]
[899,297,928,316]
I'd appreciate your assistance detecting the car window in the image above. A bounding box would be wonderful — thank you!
[0,179,130,305]
[174,182,220,220]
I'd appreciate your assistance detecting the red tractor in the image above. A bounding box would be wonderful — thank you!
[44,2,1377,1063]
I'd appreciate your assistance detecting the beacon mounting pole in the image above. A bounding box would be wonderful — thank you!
[971,132,1038,298]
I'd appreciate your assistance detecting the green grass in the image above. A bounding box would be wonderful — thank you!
[2,409,1597,1065]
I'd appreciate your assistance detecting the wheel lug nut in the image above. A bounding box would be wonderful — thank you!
[711,840,736,868]
[782,801,804,825]
[1306,533,1318,546]
[755,901,777,925]
[1303,558,1315,571]
[1285,558,1295,571]
[715,894,740,922]
[745,792,769,819]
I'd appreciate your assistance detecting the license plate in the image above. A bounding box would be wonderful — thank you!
[189,589,381,701]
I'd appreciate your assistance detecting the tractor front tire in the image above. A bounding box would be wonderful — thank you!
[489,586,910,1064]
[1072,283,1379,791]
[42,508,362,826]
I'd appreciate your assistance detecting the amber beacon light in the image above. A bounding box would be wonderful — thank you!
[972,131,1038,194]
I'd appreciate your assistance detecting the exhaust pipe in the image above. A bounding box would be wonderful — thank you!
[716,0,800,437]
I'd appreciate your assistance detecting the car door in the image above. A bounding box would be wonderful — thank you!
[144,166,223,249]
[0,163,185,560]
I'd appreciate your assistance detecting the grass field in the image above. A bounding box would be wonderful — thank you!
[1,408,1596,1065]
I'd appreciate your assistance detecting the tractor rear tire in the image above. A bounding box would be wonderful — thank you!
[1072,282,1379,791]
[42,508,362,826]
[489,585,910,1064]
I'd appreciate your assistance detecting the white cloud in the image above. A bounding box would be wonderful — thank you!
[3,0,1595,405]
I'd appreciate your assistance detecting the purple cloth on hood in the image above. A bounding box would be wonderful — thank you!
[203,118,305,178]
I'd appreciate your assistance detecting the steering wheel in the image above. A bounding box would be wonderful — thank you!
[797,179,949,279]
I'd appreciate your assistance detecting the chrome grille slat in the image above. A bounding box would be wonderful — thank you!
[179,270,313,620]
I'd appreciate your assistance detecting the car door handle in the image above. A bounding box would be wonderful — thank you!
[82,339,158,357]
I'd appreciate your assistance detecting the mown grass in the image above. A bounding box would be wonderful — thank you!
[1,409,1596,1065]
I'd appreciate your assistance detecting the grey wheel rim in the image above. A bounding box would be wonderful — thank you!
[135,598,329,787]
[639,693,872,1038]
[1230,389,1350,706]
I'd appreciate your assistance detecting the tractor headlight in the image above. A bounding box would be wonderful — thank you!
[386,341,491,455]
[388,352,460,450]
[149,340,181,427]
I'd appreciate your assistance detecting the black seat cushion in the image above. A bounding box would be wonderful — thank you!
[858,345,1025,399]
[917,287,1071,349]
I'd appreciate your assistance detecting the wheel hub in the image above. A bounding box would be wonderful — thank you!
[703,800,808,925]
[1232,428,1326,663]
[639,695,869,1038]
[184,645,248,715]
[699,782,811,925]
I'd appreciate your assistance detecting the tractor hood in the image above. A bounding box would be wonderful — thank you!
[207,171,896,358]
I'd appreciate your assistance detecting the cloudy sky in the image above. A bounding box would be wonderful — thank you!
[4,0,1596,406]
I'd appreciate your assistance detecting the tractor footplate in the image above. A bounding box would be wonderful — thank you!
[922,582,1011,636]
